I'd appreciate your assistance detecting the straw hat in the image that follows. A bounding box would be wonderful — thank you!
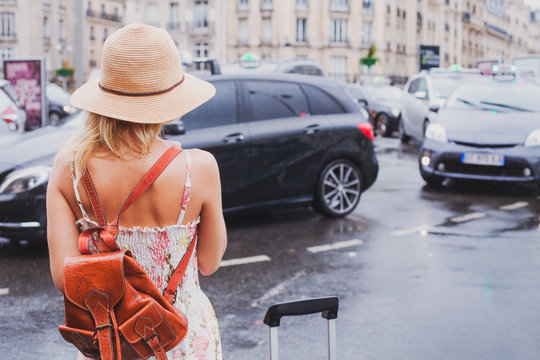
[71,23,215,124]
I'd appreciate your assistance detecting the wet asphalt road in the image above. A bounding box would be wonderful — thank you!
[2,137,540,359]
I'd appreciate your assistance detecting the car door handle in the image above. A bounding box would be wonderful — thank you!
[222,133,245,143]
[304,124,321,135]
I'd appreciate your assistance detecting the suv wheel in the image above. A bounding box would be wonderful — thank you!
[376,113,391,137]
[314,159,362,217]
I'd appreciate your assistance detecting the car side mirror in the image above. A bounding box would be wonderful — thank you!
[163,121,185,135]
[428,104,440,113]
[357,98,369,108]
[414,91,427,100]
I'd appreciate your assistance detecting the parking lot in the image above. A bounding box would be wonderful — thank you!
[1,136,540,359]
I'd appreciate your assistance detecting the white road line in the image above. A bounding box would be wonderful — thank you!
[0,288,9,295]
[250,270,306,308]
[451,212,486,223]
[307,239,364,253]
[391,225,432,236]
[220,255,271,268]
[499,201,529,211]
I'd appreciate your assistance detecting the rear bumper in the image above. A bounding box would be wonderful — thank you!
[0,185,47,242]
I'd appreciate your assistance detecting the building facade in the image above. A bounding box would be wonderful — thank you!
[123,0,228,66]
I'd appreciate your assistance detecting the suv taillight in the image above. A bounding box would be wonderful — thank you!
[358,123,374,141]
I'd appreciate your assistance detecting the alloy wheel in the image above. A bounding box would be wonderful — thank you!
[319,160,362,216]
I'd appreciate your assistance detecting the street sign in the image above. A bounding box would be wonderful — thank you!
[419,45,440,71]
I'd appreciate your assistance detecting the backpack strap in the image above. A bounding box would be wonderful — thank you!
[79,146,182,254]
[163,232,197,304]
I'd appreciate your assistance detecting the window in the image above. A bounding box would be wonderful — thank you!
[0,47,14,64]
[169,2,180,30]
[43,16,49,40]
[261,18,272,44]
[362,21,372,46]
[194,1,209,28]
[90,25,95,40]
[246,81,309,121]
[303,85,344,115]
[296,18,307,42]
[58,18,65,41]
[103,28,108,41]
[296,0,307,8]
[0,12,14,39]
[363,0,373,12]
[331,19,347,43]
[262,0,272,10]
[194,42,208,58]
[238,0,248,10]
[147,2,159,27]
[101,4,106,18]
[329,56,348,82]
[181,81,237,130]
[330,0,349,11]
[237,18,248,45]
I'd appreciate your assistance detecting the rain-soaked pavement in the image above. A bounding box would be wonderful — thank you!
[2,137,540,359]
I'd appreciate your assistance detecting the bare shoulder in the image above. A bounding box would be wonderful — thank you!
[188,148,219,172]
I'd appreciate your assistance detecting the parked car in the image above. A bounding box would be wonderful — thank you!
[222,58,325,77]
[400,66,481,142]
[46,82,76,125]
[345,84,403,137]
[0,73,378,243]
[419,73,540,186]
[0,79,26,138]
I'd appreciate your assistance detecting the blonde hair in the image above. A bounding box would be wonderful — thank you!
[56,112,163,184]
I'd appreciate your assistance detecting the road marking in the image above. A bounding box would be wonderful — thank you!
[499,201,529,211]
[250,270,306,308]
[391,225,432,236]
[220,255,271,268]
[0,288,9,295]
[451,212,486,223]
[307,239,364,253]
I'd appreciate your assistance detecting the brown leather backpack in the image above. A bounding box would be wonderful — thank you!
[59,147,194,360]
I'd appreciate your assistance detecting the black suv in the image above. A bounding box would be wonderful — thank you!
[0,73,378,243]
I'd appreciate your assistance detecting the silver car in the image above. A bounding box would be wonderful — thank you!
[399,68,480,142]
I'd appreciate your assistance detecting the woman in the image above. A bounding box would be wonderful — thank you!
[46,24,227,359]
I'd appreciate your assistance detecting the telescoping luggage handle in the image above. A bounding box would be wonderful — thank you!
[263,296,339,360]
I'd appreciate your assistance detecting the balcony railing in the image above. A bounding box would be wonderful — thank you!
[0,0,17,5]
[261,1,273,11]
[330,2,349,12]
[86,9,121,22]
[0,33,16,41]
[188,21,215,35]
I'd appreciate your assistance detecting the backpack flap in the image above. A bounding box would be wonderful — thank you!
[63,251,127,310]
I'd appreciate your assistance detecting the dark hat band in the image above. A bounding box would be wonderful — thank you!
[98,76,185,97]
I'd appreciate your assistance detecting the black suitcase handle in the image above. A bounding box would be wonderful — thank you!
[263,296,339,327]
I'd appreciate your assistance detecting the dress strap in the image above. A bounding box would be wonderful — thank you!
[176,149,192,225]
[70,162,90,219]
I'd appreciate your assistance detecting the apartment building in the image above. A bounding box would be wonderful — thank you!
[123,0,228,65]
[85,0,124,78]
[229,0,540,83]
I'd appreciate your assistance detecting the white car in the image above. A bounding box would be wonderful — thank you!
[399,68,480,143]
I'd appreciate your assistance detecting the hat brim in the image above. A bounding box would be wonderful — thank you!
[70,72,216,124]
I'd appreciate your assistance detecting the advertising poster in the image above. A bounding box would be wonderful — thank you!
[419,45,440,71]
[3,58,47,129]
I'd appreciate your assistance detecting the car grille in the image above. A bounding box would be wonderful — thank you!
[452,141,518,149]
[443,162,526,177]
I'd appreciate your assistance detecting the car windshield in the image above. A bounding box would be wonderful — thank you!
[431,76,466,98]
[46,83,71,104]
[365,86,402,101]
[446,81,540,112]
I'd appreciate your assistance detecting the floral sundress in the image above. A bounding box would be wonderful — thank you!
[72,149,222,360]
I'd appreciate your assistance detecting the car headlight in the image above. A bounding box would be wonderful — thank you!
[391,108,400,117]
[425,123,447,143]
[0,165,51,194]
[525,129,540,147]
[63,105,76,113]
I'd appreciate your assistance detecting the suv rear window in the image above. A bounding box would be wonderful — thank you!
[303,85,345,115]
[181,81,238,130]
[246,80,309,121]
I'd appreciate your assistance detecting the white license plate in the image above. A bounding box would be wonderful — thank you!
[461,153,505,166]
